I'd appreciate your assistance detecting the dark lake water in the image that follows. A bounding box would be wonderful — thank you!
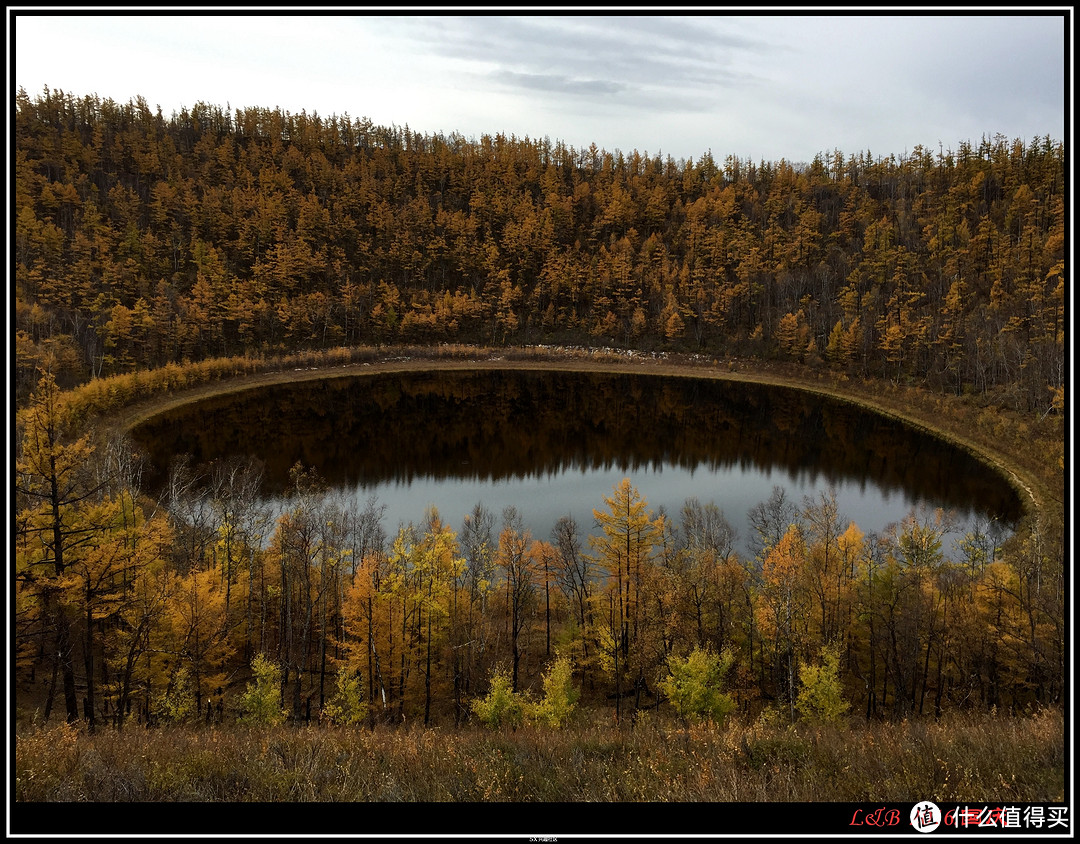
[130,369,1022,557]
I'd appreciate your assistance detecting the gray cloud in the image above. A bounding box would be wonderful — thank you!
[497,70,627,97]
[384,15,773,105]
[15,12,1065,165]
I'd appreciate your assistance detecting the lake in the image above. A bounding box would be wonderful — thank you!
[130,368,1021,557]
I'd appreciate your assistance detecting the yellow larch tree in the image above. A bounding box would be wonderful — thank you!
[758,524,810,722]
[589,478,659,720]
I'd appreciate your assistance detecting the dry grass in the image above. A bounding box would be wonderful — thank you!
[14,708,1064,804]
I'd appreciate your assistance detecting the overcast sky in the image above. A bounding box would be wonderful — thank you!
[10,11,1070,165]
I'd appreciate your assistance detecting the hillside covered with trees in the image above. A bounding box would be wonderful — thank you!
[15,88,1064,412]
[13,87,1065,735]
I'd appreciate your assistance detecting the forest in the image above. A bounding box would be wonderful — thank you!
[13,87,1066,738]
[14,88,1063,411]
[15,367,1064,732]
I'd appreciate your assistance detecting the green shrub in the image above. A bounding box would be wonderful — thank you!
[796,644,850,724]
[322,667,368,726]
[530,654,579,728]
[238,654,287,727]
[659,646,736,727]
[157,665,197,724]
[471,667,526,730]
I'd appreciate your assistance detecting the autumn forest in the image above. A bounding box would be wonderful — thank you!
[15,89,1064,407]
[13,87,1066,748]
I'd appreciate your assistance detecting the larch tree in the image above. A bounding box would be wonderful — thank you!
[458,503,497,707]
[800,489,847,648]
[590,478,659,719]
[552,514,593,683]
[15,372,107,724]
[758,524,809,723]
[678,497,738,649]
[415,508,465,725]
[496,507,536,693]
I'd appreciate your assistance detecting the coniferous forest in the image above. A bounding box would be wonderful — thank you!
[15,89,1063,409]
[13,88,1066,807]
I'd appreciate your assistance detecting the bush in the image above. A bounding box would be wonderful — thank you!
[659,646,736,727]
[157,665,197,724]
[471,668,526,730]
[238,654,287,727]
[796,644,850,725]
[531,654,579,728]
[322,667,368,726]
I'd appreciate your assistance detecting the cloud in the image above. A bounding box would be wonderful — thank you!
[388,15,772,101]
[12,11,1066,164]
[496,71,627,97]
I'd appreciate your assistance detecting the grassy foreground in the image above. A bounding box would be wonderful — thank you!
[14,708,1063,803]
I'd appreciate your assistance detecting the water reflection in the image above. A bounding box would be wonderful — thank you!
[131,369,1021,549]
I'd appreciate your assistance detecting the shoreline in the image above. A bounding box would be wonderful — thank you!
[103,345,1054,523]
[107,348,1050,525]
